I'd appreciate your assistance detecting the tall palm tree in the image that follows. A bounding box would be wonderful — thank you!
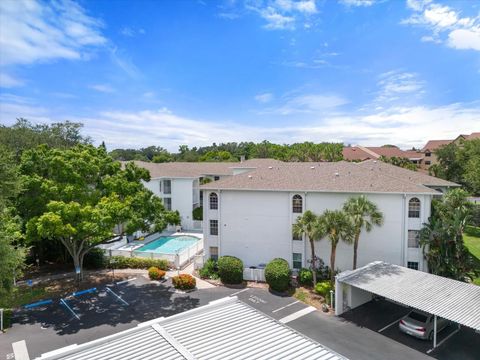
[319,210,355,284]
[292,210,323,286]
[343,196,384,270]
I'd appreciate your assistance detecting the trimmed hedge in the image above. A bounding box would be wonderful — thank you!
[265,258,291,292]
[314,280,332,297]
[148,266,166,280]
[298,268,313,286]
[192,206,203,221]
[83,248,107,269]
[172,274,196,290]
[107,256,169,271]
[217,256,243,284]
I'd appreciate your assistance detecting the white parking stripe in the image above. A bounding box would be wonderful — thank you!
[378,316,403,333]
[230,288,249,296]
[272,300,300,313]
[116,277,137,285]
[279,306,316,323]
[12,340,30,360]
[426,326,461,354]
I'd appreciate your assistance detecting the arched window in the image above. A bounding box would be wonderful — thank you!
[209,192,218,210]
[292,194,303,213]
[408,197,420,218]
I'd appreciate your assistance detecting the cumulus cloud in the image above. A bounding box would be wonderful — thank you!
[0,72,24,88]
[339,0,379,7]
[0,0,106,66]
[375,71,425,103]
[402,1,480,52]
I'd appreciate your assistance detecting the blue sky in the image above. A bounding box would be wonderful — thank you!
[0,0,479,151]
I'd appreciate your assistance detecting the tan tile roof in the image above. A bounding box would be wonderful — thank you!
[422,139,453,151]
[129,159,283,178]
[357,160,459,187]
[342,147,373,161]
[465,132,480,140]
[201,161,449,194]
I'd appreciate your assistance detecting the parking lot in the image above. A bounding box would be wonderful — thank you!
[1,278,478,360]
[340,299,478,360]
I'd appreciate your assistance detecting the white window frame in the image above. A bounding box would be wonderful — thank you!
[210,246,218,261]
[292,194,303,213]
[293,253,302,269]
[163,179,172,194]
[210,219,218,236]
[163,197,172,211]
[408,230,420,248]
[209,192,218,210]
[408,198,421,218]
[407,261,419,270]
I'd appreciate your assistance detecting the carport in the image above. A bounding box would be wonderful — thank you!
[335,261,480,350]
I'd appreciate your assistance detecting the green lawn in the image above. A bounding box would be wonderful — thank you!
[464,225,480,285]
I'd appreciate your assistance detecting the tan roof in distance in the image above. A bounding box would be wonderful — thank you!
[465,132,480,140]
[422,139,453,151]
[342,147,373,161]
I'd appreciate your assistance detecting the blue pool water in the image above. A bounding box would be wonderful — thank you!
[135,236,199,254]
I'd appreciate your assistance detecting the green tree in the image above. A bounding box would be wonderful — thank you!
[420,189,478,281]
[292,210,323,286]
[20,144,179,279]
[343,196,384,270]
[319,210,355,284]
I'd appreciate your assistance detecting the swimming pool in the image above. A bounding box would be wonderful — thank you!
[135,235,199,254]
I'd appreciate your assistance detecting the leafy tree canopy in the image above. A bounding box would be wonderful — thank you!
[20,144,180,279]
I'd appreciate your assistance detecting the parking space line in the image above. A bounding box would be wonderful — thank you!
[105,287,129,306]
[12,340,30,360]
[272,300,300,313]
[279,306,316,324]
[116,277,137,285]
[230,288,249,296]
[378,316,403,333]
[426,326,461,354]
[60,299,80,320]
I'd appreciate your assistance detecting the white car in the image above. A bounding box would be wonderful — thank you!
[399,310,450,340]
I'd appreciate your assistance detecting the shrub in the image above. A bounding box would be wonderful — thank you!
[314,280,332,297]
[83,248,107,269]
[148,266,166,280]
[172,274,196,290]
[265,258,291,292]
[199,259,217,279]
[298,268,313,286]
[192,206,203,221]
[217,256,243,284]
[107,256,169,271]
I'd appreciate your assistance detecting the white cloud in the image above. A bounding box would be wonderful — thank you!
[0,72,24,88]
[375,71,425,103]
[120,27,146,37]
[0,0,106,66]
[403,1,480,52]
[89,84,115,93]
[260,93,348,115]
[339,0,378,7]
[246,0,317,30]
[1,96,479,150]
[447,27,480,51]
[255,92,274,103]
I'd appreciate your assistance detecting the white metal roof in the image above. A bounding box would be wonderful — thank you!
[37,297,346,360]
[337,261,480,331]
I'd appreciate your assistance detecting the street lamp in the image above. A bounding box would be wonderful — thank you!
[111,258,117,284]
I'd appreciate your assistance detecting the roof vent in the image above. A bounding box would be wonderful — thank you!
[335,172,339,177]
[310,166,315,169]
[373,160,377,163]
[248,175,253,179]
[268,166,273,169]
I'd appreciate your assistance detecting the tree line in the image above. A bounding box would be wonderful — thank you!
[109,141,344,163]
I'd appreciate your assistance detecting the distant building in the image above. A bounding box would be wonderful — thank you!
[342,146,424,165]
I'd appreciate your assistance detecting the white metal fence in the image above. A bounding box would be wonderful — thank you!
[243,268,266,282]
[103,238,204,269]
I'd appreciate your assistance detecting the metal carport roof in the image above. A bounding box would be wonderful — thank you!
[37,296,346,360]
[337,261,480,331]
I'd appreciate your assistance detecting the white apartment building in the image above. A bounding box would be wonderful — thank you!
[132,159,283,230]
[201,160,458,273]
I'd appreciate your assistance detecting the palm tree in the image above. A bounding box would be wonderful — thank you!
[319,210,355,284]
[343,196,384,270]
[292,210,323,286]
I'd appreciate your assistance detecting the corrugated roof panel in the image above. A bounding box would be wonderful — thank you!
[38,297,346,360]
[338,261,480,331]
